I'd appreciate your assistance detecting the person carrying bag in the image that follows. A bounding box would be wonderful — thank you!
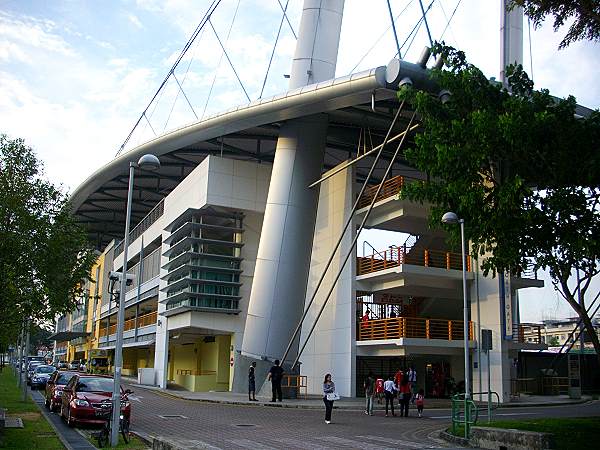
[323,373,338,424]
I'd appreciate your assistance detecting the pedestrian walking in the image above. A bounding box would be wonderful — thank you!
[364,371,375,415]
[248,361,257,401]
[415,388,425,418]
[383,376,397,417]
[375,377,384,404]
[268,359,284,402]
[399,375,411,417]
[408,366,417,403]
[323,373,338,424]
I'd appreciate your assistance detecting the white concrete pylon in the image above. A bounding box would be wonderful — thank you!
[241,0,345,364]
[500,0,524,85]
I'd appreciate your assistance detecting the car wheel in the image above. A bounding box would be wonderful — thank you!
[44,397,50,409]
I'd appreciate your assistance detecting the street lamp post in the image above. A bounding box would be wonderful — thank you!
[442,211,470,437]
[111,154,160,447]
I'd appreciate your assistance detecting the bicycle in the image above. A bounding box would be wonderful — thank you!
[93,408,130,448]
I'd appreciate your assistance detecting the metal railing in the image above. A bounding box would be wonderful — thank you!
[175,369,217,376]
[356,245,471,275]
[357,175,406,209]
[514,323,543,343]
[114,199,165,257]
[358,316,474,341]
[99,310,157,337]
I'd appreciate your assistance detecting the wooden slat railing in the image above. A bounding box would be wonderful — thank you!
[357,246,471,275]
[358,175,405,209]
[99,310,158,337]
[358,316,474,341]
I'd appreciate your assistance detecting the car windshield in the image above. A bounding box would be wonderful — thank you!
[56,372,76,384]
[35,366,55,374]
[76,377,114,392]
[29,363,42,369]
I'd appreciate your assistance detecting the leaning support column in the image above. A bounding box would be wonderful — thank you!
[236,1,345,390]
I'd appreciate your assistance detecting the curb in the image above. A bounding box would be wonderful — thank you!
[34,394,79,450]
[438,430,471,448]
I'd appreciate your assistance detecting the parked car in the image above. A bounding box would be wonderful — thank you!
[30,365,56,390]
[45,370,77,412]
[57,361,69,370]
[59,374,132,427]
[68,360,81,370]
[27,361,44,385]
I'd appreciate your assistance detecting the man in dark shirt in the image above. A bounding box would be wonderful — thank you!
[267,359,284,402]
[248,361,257,401]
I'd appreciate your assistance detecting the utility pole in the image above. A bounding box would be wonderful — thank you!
[22,319,30,401]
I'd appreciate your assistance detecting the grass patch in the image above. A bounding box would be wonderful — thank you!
[0,369,64,449]
[450,417,600,450]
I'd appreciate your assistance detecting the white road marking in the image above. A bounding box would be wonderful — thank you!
[128,395,143,403]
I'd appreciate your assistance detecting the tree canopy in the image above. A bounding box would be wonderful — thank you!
[510,0,600,48]
[0,135,96,347]
[399,44,600,360]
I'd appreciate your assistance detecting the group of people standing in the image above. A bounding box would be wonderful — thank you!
[364,367,424,418]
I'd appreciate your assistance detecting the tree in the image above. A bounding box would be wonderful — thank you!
[399,44,600,365]
[548,335,560,346]
[0,135,96,348]
[510,0,600,49]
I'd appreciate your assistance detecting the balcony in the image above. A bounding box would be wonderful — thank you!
[358,316,474,342]
[357,246,471,276]
[355,175,429,234]
[99,311,157,337]
[510,323,547,350]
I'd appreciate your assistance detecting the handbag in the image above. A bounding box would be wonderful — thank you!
[326,392,340,401]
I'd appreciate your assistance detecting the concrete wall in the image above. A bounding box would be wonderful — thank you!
[299,164,356,397]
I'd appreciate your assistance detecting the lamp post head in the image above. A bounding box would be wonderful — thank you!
[137,154,161,170]
[441,211,460,224]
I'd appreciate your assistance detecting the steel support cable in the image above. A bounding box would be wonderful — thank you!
[349,0,414,74]
[548,290,600,369]
[438,0,462,43]
[259,0,291,99]
[291,110,417,370]
[208,17,250,102]
[163,25,208,131]
[173,73,198,119]
[143,112,157,136]
[279,102,408,367]
[201,0,242,119]
[276,0,297,39]
[418,0,434,48]
[391,0,436,59]
[309,123,420,188]
[116,0,221,156]
[386,0,402,59]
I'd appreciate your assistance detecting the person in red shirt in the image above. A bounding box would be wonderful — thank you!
[375,377,384,404]
[394,369,403,394]
[361,308,371,328]
[398,375,412,417]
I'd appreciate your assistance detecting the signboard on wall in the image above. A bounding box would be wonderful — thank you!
[499,272,513,340]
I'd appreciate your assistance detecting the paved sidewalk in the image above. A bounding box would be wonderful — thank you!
[124,377,590,410]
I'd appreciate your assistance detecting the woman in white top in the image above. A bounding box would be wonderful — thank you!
[323,373,335,424]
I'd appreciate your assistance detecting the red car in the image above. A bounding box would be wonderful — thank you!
[59,374,132,427]
[45,370,78,412]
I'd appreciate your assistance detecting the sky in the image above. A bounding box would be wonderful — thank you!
[1,0,598,322]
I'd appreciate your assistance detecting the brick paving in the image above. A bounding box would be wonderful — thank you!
[126,384,454,449]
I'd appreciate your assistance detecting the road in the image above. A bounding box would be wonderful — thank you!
[123,383,600,450]
[31,383,600,450]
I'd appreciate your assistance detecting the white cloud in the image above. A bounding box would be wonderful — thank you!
[127,13,144,29]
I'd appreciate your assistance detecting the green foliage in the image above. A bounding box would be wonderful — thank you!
[0,135,96,346]
[548,335,560,346]
[398,43,600,360]
[510,1,600,49]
